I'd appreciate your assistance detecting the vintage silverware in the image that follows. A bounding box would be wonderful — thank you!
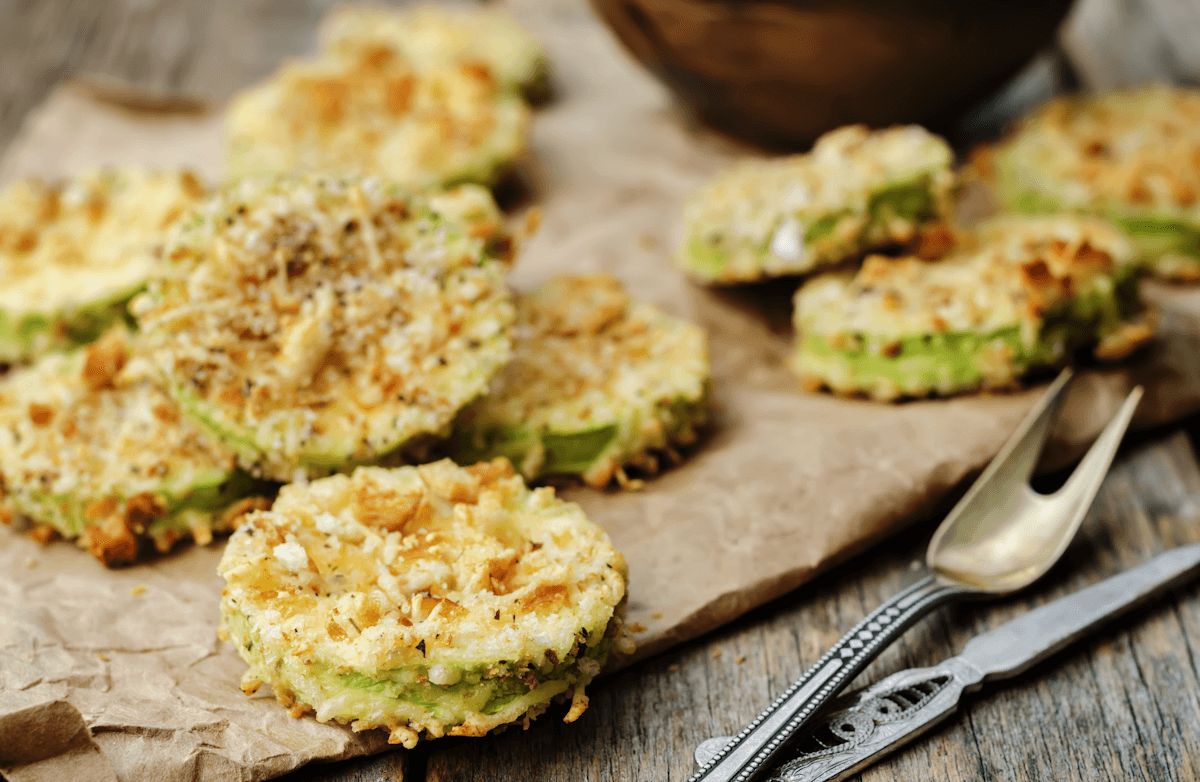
[694,543,1200,780]
[687,370,1143,782]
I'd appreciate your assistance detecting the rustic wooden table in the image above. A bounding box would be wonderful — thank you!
[3,1,1200,780]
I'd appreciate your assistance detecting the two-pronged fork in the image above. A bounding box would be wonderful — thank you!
[688,370,1143,782]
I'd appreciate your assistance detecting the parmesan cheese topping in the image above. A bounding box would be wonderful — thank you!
[226,41,530,188]
[994,85,1200,218]
[0,168,205,315]
[319,5,547,94]
[132,175,515,480]
[796,216,1139,340]
[220,459,627,672]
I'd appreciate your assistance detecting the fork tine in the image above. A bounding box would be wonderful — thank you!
[962,369,1076,497]
[994,368,1078,483]
[1054,385,1143,508]
[926,371,1077,561]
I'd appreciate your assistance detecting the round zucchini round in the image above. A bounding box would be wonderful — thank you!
[132,175,515,481]
[990,86,1200,281]
[225,48,530,189]
[318,5,549,99]
[680,124,955,284]
[218,458,629,747]
[0,329,259,566]
[450,275,709,487]
[0,168,206,363]
[792,216,1152,401]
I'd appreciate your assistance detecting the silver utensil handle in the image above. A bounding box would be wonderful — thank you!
[688,575,968,782]
[767,657,982,782]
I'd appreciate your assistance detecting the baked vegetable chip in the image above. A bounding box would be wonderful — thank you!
[226,46,529,189]
[133,175,515,480]
[793,216,1151,401]
[680,125,955,284]
[219,459,629,746]
[320,4,549,98]
[990,86,1200,280]
[0,168,205,363]
[0,330,260,566]
[450,275,709,487]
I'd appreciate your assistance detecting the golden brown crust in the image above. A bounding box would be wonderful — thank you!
[0,169,207,346]
[133,176,514,480]
[226,44,530,188]
[681,124,955,282]
[318,4,547,95]
[1000,87,1200,214]
[0,329,247,564]
[82,514,139,566]
[453,275,709,486]
[219,460,627,744]
[798,216,1139,340]
[81,331,127,391]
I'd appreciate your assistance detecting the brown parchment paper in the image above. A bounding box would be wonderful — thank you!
[5,3,1200,780]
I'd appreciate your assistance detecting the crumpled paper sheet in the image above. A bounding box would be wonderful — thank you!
[5,3,1200,780]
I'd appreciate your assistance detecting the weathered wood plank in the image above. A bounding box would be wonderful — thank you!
[286,753,407,782]
[0,0,345,154]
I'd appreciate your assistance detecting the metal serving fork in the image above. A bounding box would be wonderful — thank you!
[688,370,1143,782]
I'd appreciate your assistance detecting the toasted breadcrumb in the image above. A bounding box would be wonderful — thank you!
[319,5,548,97]
[0,329,253,566]
[990,86,1200,280]
[133,175,515,480]
[451,275,709,487]
[0,168,206,362]
[681,125,954,283]
[219,459,627,746]
[227,42,529,188]
[794,216,1151,400]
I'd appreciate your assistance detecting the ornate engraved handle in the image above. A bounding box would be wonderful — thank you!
[765,656,983,781]
[688,575,969,782]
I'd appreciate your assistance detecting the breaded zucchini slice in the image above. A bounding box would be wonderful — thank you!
[450,275,709,487]
[0,168,206,363]
[990,86,1200,280]
[225,44,530,189]
[680,125,955,284]
[319,4,549,99]
[132,175,515,481]
[0,330,262,566]
[792,216,1152,401]
[218,458,629,747]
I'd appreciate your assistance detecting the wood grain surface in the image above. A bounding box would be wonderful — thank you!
[1,1,1198,780]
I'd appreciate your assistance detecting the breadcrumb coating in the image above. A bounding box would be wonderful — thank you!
[226,41,529,188]
[132,175,515,480]
[0,168,206,361]
[452,275,709,487]
[794,216,1151,400]
[219,459,628,745]
[681,125,955,283]
[319,4,548,96]
[990,86,1200,279]
[0,329,258,565]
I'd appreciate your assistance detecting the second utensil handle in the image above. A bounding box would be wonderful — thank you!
[688,575,969,782]
[768,658,981,782]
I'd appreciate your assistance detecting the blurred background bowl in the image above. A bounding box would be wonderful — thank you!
[589,0,1075,147]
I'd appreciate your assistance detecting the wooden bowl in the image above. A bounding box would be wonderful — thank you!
[589,0,1073,147]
